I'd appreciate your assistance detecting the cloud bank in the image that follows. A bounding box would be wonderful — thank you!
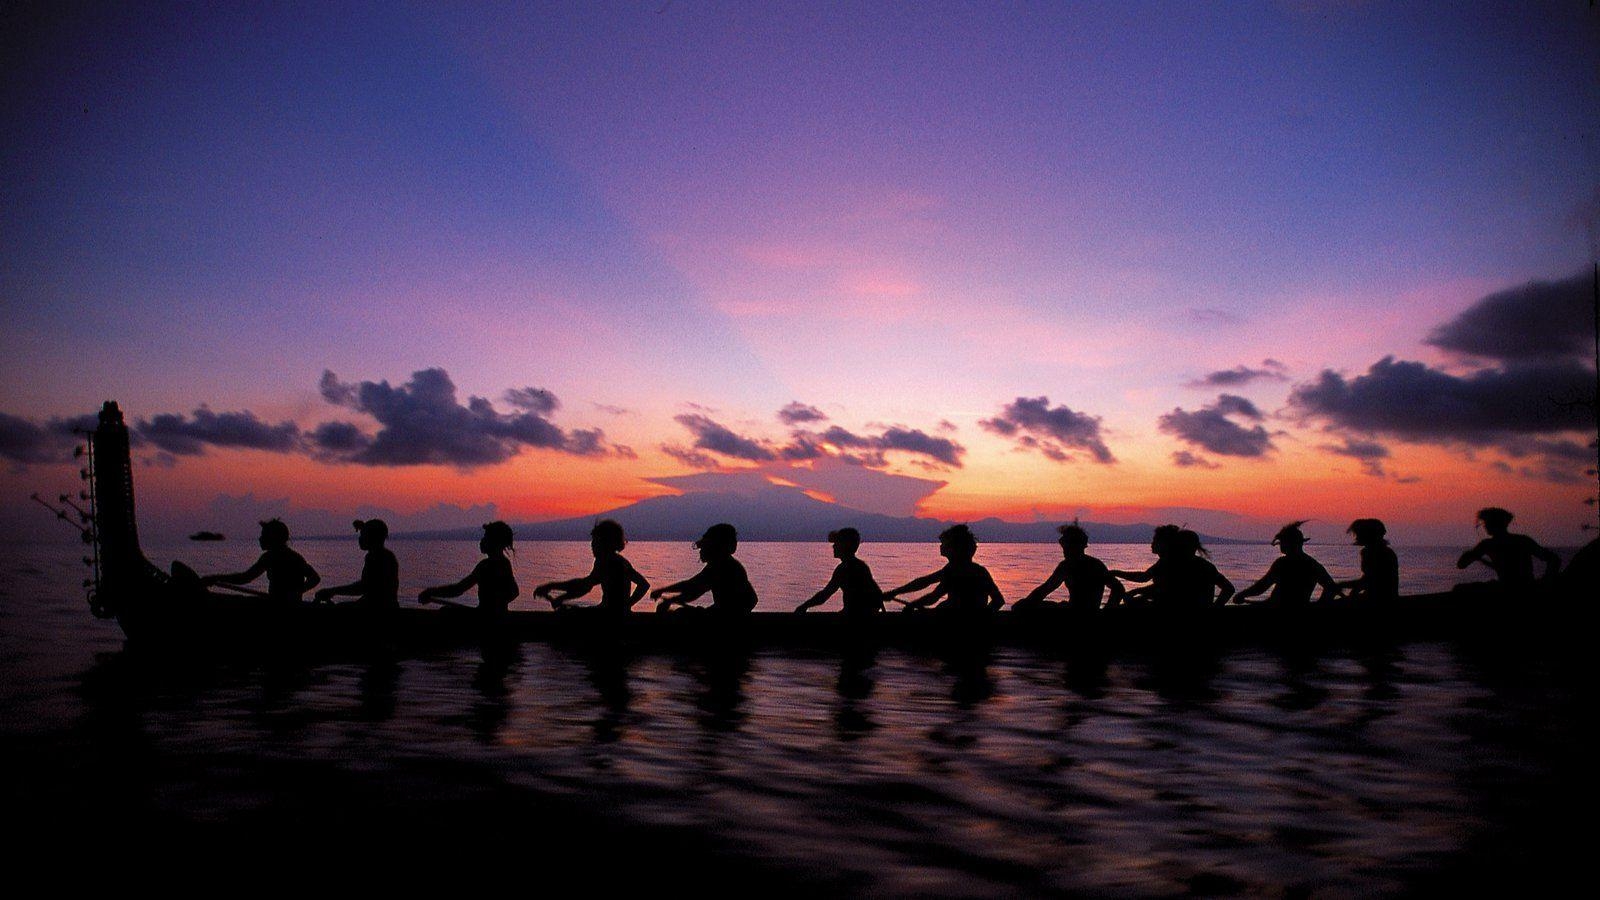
[315,368,617,467]
[664,408,965,470]
[980,396,1115,464]
[1187,359,1288,388]
[1424,271,1593,363]
[1158,394,1275,462]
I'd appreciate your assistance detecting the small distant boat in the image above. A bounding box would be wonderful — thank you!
[188,531,225,542]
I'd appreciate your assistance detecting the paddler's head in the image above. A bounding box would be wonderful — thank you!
[1151,524,1181,557]
[828,527,861,559]
[591,519,626,556]
[354,518,388,550]
[481,520,514,556]
[1476,507,1513,536]
[938,524,977,563]
[258,518,289,550]
[1272,521,1308,554]
[1347,518,1386,545]
[695,523,738,561]
[1058,523,1088,556]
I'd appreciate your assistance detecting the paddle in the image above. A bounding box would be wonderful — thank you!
[418,595,471,609]
[210,582,269,598]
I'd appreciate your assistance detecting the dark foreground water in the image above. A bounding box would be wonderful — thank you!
[0,540,1582,895]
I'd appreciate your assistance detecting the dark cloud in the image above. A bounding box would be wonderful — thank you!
[877,427,964,466]
[318,368,617,467]
[137,407,302,456]
[563,428,610,458]
[1500,437,1592,462]
[1158,394,1276,458]
[660,444,721,469]
[813,425,965,468]
[1188,359,1288,388]
[1017,435,1070,462]
[0,412,69,465]
[779,432,827,461]
[1490,453,1587,484]
[1288,357,1591,445]
[2,410,143,467]
[645,455,947,518]
[1425,271,1593,363]
[1172,450,1219,469]
[504,387,560,414]
[309,421,371,454]
[980,396,1115,464]
[1211,394,1264,420]
[777,402,828,425]
[669,413,964,469]
[673,413,778,462]
[318,370,357,407]
[1319,436,1391,477]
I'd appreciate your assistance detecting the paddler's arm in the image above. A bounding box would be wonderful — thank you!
[1233,568,1274,604]
[1532,542,1561,581]
[1211,570,1236,606]
[201,556,268,587]
[1019,563,1067,606]
[882,570,942,601]
[1314,563,1341,602]
[986,576,1005,612]
[1457,541,1488,570]
[1103,573,1127,607]
[419,569,478,604]
[535,572,598,606]
[794,570,843,612]
[628,564,651,606]
[313,576,365,604]
[650,568,711,609]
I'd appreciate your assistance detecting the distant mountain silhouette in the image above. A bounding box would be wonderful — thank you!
[394,481,1250,545]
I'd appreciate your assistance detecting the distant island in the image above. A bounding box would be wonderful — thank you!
[187,531,225,541]
[382,481,1250,545]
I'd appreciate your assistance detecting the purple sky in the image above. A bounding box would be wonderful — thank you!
[3,2,1597,543]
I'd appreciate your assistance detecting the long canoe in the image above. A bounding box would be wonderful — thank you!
[73,402,1579,655]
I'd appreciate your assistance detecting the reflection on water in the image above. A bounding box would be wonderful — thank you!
[0,541,1582,894]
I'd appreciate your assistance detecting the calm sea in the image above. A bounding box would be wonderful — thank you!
[0,539,1580,894]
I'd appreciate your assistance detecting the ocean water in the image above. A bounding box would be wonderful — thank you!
[0,538,1581,894]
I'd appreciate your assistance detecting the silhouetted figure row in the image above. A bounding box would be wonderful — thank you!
[198,507,1567,617]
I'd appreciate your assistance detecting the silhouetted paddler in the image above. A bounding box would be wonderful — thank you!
[313,518,399,610]
[420,521,519,613]
[534,519,649,613]
[650,523,758,615]
[1457,507,1560,587]
[1233,521,1338,606]
[794,527,884,615]
[1113,526,1234,609]
[1338,518,1399,603]
[882,524,1004,614]
[201,518,319,607]
[1013,523,1126,612]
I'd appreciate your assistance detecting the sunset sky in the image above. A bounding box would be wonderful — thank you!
[3,2,1598,544]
